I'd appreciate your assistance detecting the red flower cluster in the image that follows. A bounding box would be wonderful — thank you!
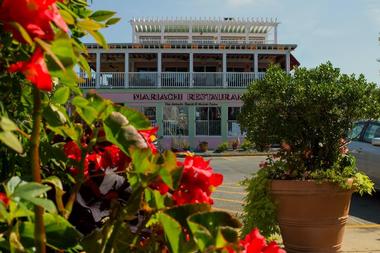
[0,0,68,42]
[63,141,131,177]
[8,48,52,91]
[0,193,10,207]
[227,228,285,253]
[171,155,223,205]
[1,0,69,91]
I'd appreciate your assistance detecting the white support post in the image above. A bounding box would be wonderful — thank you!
[96,51,100,88]
[157,52,162,88]
[161,25,165,44]
[189,24,193,43]
[245,25,249,44]
[222,53,227,88]
[217,25,221,44]
[189,52,193,87]
[124,52,129,88]
[132,26,136,43]
[285,52,290,73]
[254,52,258,77]
[274,25,278,44]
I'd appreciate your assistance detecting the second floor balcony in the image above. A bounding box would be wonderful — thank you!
[78,72,266,89]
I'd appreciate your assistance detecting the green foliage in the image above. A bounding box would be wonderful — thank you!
[240,166,279,238]
[240,139,253,151]
[215,142,229,153]
[239,63,380,172]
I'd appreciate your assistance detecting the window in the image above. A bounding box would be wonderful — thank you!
[196,107,221,136]
[132,106,157,126]
[363,122,380,143]
[163,106,188,136]
[228,107,242,136]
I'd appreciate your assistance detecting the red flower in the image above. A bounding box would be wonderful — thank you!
[138,127,159,154]
[150,179,170,195]
[171,155,223,205]
[8,48,52,91]
[0,193,10,207]
[238,228,285,253]
[0,0,68,42]
[64,141,82,162]
[101,145,131,171]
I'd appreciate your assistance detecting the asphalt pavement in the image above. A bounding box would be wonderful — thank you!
[206,156,380,253]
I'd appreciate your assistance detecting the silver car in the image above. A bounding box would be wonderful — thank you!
[349,121,380,190]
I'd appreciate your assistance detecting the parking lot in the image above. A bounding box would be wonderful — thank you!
[208,156,380,252]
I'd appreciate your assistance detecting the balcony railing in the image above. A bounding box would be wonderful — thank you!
[78,72,266,89]
[137,38,274,45]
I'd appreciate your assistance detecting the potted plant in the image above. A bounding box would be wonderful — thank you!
[199,141,209,152]
[231,138,240,150]
[239,63,380,252]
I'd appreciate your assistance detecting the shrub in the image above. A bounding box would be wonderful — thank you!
[216,142,229,153]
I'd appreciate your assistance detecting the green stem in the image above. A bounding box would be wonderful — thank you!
[31,87,46,253]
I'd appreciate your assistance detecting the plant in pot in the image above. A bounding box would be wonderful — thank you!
[238,63,380,253]
[199,141,209,152]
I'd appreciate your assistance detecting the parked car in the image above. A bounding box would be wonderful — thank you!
[348,121,380,190]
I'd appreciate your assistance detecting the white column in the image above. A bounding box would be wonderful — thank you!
[217,25,221,43]
[245,25,249,44]
[157,52,162,88]
[254,52,258,77]
[285,52,290,73]
[124,52,129,88]
[223,53,227,88]
[189,24,193,43]
[274,25,278,44]
[189,52,193,87]
[96,51,100,88]
[161,25,165,43]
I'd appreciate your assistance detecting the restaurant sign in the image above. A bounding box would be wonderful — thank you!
[133,93,241,101]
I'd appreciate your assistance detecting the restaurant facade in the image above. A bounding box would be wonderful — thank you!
[81,17,299,149]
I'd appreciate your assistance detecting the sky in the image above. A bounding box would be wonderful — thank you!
[86,0,380,84]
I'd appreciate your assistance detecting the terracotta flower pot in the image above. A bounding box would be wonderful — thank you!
[270,179,353,253]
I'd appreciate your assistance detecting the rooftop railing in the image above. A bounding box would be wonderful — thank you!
[137,38,273,45]
[78,72,266,89]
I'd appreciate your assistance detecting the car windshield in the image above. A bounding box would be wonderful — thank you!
[348,122,365,140]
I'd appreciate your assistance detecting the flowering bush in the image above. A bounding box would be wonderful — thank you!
[0,0,285,252]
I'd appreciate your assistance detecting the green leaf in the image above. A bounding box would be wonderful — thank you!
[88,30,108,49]
[159,213,183,253]
[20,213,82,250]
[78,54,92,77]
[0,117,18,131]
[117,106,151,129]
[59,9,75,25]
[145,189,165,209]
[12,182,51,199]
[0,131,23,153]
[6,176,24,195]
[77,19,105,31]
[50,38,76,69]
[43,104,67,127]
[106,17,121,26]
[10,22,34,46]
[27,197,57,213]
[52,86,70,104]
[165,204,210,231]
[42,177,66,215]
[187,211,241,250]
[35,38,65,71]
[71,96,89,107]
[89,10,116,22]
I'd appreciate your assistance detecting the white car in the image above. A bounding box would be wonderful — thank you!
[349,121,380,190]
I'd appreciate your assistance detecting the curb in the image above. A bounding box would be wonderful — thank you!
[175,151,275,158]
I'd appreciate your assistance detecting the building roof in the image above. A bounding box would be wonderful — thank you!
[130,17,279,34]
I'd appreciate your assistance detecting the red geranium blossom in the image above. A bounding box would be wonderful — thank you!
[101,144,131,171]
[0,0,68,42]
[171,155,223,205]
[239,228,286,253]
[8,48,52,91]
[0,193,10,207]
[138,126,159,154]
